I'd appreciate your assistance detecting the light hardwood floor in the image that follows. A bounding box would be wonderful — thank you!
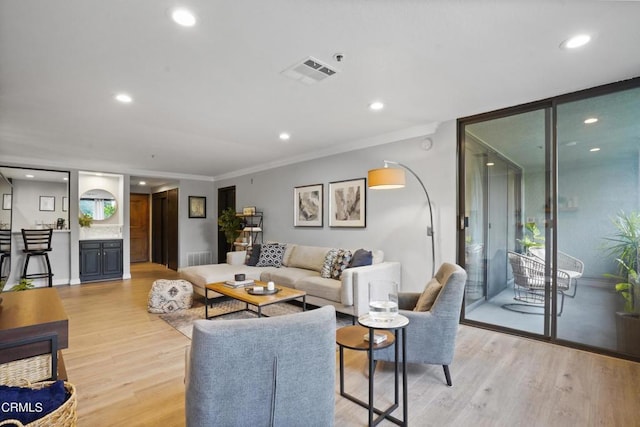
[55,263,640,426]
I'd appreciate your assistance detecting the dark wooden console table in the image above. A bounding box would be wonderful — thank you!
[0,287,69,380]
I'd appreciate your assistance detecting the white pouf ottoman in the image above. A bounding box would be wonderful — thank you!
[148,279,194,314]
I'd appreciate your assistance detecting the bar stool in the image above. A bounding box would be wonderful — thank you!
[21,228,54,287]
[0,229,10,283]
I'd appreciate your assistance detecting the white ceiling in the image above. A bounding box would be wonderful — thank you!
[1,1,639,182]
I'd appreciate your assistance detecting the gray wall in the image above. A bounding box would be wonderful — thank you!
[177,179,217,268]
[215,120,458,292]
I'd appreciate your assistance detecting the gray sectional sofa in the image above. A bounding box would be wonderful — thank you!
[179,243,401,317]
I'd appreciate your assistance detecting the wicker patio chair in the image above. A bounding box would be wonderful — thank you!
[529,247,584,298]
[506,251,571,316]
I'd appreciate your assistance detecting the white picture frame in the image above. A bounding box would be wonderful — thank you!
[294,184,323,227]
[329,178,366,228]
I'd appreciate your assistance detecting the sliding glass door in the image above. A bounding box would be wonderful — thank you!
[459,78,640,359]
[462,109,546,335]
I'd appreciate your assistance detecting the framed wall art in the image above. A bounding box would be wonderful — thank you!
[242,206,256,215]
[2,194,11,210]
[294,184,323,227]
[62,196,69,212]
[329,178,366,228]
[39,196,55,212]
[188,196,206,218]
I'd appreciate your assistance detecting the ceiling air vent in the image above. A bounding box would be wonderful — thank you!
[281,56,338,85]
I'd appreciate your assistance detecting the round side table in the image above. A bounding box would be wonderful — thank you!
[336,314,409,426]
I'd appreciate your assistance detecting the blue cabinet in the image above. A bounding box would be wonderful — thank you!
[80,239,122,282]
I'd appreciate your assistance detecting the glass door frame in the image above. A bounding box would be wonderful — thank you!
[457,76,640,359]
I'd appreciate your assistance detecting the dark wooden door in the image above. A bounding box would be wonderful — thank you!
[217,186,236,262]
[152,193,167,265]
[130,193,150,263]
[151,189,179,270]
[167,188,179,271]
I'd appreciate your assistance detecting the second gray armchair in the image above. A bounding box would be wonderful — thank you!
[372,262,467,386]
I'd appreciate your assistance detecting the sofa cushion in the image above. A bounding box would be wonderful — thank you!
[320,249,339,278]
[331,249,352,279]
[287,245,331,272]
[256,243,286,267]
[246,244,261,266]
[414,278,443,311]
[295,276,342,303]
[348,249,372,268]
[282,243,297,266]
[263,267,320,288]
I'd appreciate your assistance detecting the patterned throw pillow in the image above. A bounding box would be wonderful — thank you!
[256,243,286,267]
[330,249,353,280]
[320,249,339,278]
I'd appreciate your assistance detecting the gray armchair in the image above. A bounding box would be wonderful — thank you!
[372,263,467,386]
[185,306,336,427]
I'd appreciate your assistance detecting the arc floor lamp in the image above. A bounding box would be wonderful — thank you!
[368,160,436,278]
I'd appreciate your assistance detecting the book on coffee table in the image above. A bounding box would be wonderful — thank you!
[224,279,255,288]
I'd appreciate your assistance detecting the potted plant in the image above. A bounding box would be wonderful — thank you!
[603,210,640,355]
[79,213,93,228]
[217,207,243,253]
[517,221,545,254]
[10,278,34,291]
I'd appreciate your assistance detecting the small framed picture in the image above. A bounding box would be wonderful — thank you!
[2,194,11,210]
[62,196,69,212]
[39,196,55,212]
[294,184,323,227]
[242,206,256,215]
[329,178,366,228]
[189,196,206,218]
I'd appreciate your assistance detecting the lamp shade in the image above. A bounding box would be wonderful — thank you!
[368,167,406,189]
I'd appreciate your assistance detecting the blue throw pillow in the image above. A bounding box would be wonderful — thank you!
[0,380,68,424]
[246,244,261,266]
[348,248,373,268]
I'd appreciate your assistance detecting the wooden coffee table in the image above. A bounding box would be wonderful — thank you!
[204,281,306,319]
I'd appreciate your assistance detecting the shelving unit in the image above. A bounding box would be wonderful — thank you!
[233,212,263,255]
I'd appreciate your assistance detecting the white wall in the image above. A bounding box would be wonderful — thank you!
[11,179,68,230]
[215,120,458,292]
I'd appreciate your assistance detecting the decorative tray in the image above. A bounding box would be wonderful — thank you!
[245,287,280,295]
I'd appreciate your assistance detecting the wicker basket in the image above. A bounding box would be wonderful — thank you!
[0,355,53,385]
[0,381,77,427]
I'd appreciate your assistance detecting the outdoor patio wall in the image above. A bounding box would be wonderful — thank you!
[524,154,639,279]
[214,120,458,293]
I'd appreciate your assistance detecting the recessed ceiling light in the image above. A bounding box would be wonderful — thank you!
[279,132,291,141]
[139,181,146,186]
[590,148,601,152]
[560,34,591,49]
[565,141,578,147]
[63,177,68,181]
[369,101,384,111]
[25,174,34,178]
[486,162,495,166]
[171,8,196,27]
[584,117,598,124]
[114,93,133,103]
